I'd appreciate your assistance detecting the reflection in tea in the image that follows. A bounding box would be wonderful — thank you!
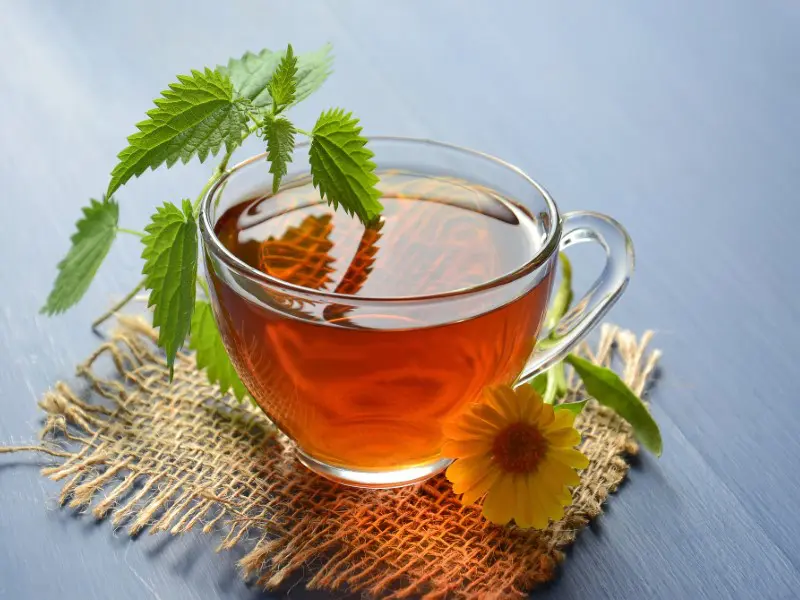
[208,172,553,471]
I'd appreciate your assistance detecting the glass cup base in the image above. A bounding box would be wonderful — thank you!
[295,449,453,489]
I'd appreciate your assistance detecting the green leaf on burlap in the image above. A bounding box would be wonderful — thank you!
[566,353,662,455]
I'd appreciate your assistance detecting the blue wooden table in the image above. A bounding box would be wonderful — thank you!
[2,1,799,598]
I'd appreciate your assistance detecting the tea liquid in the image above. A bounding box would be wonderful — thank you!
[209,172,553,471]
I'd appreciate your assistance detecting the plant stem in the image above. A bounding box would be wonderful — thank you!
[196,274,210,299]
[295,127,312,137]
[553,362,568,399]
[117,227,145,238]
[543,369,557,404]
[192,168,224,215]
[92,279,146,328]
[191,124,260,216]
[218,152,232,174]
[248,111,265,126]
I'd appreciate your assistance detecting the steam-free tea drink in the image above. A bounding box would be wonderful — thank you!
[208,172,553,472]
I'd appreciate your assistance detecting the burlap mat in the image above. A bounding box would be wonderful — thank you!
[3,317,659,598]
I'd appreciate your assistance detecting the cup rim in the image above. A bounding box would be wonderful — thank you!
[199,136,561,304]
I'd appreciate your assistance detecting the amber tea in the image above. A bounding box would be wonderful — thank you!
[208,172,553,476]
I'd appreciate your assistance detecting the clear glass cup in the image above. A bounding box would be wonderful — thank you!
[199,137,634,488]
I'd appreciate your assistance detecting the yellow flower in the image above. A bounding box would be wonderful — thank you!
[443,385,589,529]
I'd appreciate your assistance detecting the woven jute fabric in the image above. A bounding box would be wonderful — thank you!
[3,317,660,598]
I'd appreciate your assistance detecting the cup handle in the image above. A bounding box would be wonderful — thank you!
[515,211,635,385]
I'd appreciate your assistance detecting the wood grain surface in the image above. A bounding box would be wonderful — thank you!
[1,1,799,598]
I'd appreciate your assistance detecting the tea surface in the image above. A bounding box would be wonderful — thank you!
[214,171,540,302]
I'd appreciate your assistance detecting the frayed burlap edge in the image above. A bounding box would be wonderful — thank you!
[1,317,660,599]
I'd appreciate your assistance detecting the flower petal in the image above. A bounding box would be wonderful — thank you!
[446,454,493,489]
[461,411,504,433]
[460,466,502,506]
[486,386,521,421]
[545,427,582,448]
[530,474,565,523]
[537,402,555,427]
[547,409,576,431]
[519,387,544,424]
[442,415,497,441]
[471,403,510,431]
[538,457,581,488]
[524,475,552,529]
[544,493,566,522]
[515,384,539,404]
[482,473,516,525]
[548,447,590,470]
[556,485,573,507]
[513,474,537,529]
[442,438,492,459]
[533,464,574,508]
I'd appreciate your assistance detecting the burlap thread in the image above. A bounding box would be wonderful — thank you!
[2,317,660,598]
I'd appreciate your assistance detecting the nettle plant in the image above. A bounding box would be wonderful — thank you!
[41,44,661,455]
[41,44,378,388]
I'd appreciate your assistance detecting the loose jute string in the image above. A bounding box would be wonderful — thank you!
[1,317,660,598]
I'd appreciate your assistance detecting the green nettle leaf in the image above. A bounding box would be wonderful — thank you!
[267,44,298,109]
[141,199,198,376]
[554,399,587,416]
[309,108,383,224]
[107,68,247,197]
[221,43,332,108]
[190,300,248,402]
[293,43,334,104]
[220,48,282,107]
[566,354,663,455]
[41,197,119,315]
[265,116,296,193]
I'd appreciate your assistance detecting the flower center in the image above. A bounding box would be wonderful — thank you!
[492,422,548,473]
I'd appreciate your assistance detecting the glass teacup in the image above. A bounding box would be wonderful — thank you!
[199,138,633,488]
